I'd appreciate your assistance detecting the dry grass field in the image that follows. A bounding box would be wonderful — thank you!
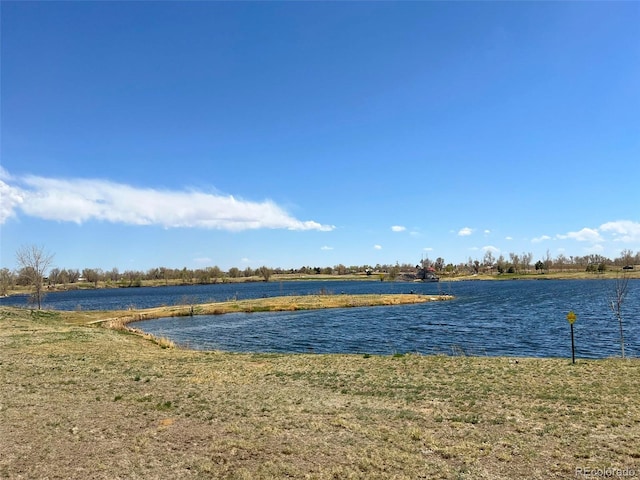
[1,300,639,479]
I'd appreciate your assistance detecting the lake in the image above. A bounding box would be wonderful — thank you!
[2,279,638,358]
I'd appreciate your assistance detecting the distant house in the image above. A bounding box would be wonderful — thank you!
[416,266,439,282]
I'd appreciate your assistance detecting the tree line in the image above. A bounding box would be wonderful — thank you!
[2,245,638,306]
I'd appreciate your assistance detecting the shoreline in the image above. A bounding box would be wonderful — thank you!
[0,293,454,351]
[99,293,454,332]
[2,269,638,298]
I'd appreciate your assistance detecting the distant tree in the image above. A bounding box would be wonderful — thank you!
[434,257,445,272]
[335,264,348,275]
[48,267,61,286]
[243,267,255,278]
[544,249,553,273]
[482,251,495,269]
[466,257,474,274]
[228,267,241,278]
[67,269,80,283]
[16,267,34,286]
[555,253,568,272]
[146,267,160,280]
[107,267,121,282]
[258,266,272,282]
[122,270,142,287]
[180,268,193,284]
[16,245,55,309]
[509,253,520,273]
[195,268,210,284]
[82,268,101,287]
[618,249,634,267]
[0,268,14,296]
[387,263,400,281]
[535,260,545,273]
[58,269,69,287]
[208,266,222,282]
[609,274,630,358]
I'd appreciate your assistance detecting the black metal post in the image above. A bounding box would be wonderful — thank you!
[570,323,575,364]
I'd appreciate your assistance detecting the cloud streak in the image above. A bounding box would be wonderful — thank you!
[600,220,640,243]
[557,227,602,243]
[531,235,551,243]
[0,170,335,232]
[555,221,640,245]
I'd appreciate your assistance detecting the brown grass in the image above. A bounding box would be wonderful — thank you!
[1,305,639,479]
[90,293,452,331]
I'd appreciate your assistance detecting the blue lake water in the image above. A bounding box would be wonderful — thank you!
[2,279,638,359]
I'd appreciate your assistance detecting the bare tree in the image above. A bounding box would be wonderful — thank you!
[509,253,520,273]
[258,266,272,282]
[82,268,102,288]
[483,251,495,269]
[618,249,634,267]
[15,245,55,309]
[609,274,629,359]
[0,268,15,296]
[544,249,553,273]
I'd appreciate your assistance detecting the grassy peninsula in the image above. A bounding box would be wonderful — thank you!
[1,296,639,479]
[96,293,452,332]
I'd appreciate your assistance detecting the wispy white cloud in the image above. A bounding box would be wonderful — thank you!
[391,225,406,232]
[584,244,605,254]
[557,227,602,243]
[484,229,491,235]
[482,245,500,253]
[505,236,513,241]
[373,244,382,250]
[320,245,333,251]
[554,221,640,247]
[532,235,552,243]
[458,227,473,236]
[423,247,434,252]
[193,257,213,265]
[0,169,23,223]
[0,170,334,232]
[599,220,640,243]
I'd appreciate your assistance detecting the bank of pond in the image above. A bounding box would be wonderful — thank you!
[1,279,637,359]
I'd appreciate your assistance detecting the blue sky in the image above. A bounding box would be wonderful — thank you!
[1,1,639,272]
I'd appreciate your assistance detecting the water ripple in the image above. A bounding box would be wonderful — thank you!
[3,279,637,358]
